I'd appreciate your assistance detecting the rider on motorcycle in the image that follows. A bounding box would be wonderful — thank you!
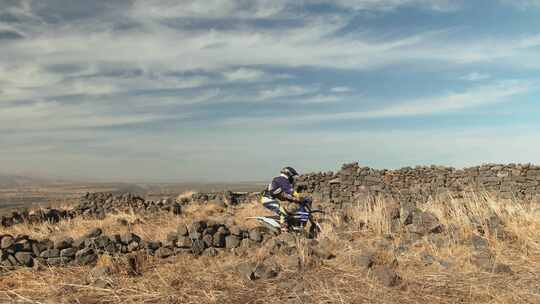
[261,166,302,232]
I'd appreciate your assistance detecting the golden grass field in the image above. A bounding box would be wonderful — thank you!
[0,193,539,304]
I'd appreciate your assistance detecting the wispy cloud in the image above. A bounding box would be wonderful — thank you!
[256,85,317,101]
[223,68,266,82]
[459,72,491,81]
[222,80,534,125]
[298,95,342,104]
[330,86,354,93]
[0,101,175,131]
[321,0,462,12]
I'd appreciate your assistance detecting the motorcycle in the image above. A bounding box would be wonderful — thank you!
[250,197,325,238]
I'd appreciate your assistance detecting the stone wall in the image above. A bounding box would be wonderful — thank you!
[0,220,285,271]
[297,163,540,205]
[0,192,182,228]
[191,191,259,205]
[0,191,256,229]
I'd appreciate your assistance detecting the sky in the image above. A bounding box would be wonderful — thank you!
[1,0,540,182]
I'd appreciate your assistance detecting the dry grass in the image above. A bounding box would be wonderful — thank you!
[1,194,540,304]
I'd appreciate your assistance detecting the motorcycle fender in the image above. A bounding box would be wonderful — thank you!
[256,216,281,229]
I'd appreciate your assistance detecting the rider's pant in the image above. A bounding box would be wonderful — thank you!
[261,197,287,225]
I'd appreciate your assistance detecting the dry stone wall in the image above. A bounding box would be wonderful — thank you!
[0,191,256,229]
[191,191,259,205]
[3,163,539,229]
[297,163,540,205]
[0,192,182,228]
[0,220,286,271]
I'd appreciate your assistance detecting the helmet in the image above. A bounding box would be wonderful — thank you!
[281,166,299,179]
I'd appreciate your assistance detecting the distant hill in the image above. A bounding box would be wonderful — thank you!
[0,174,49,187]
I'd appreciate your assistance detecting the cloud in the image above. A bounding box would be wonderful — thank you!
[346,80,532,118]
[330,86,354,93]
[129,0,459,21]
[0,101,174,131]
[0,61,212,102]
[1,0,540,181]
[459,72,491,81]
[0,29,24,40]
[130,0,295,20]
[256,85,316,101]
[223,68,266,82]
[3,3,540,110]
[297,95,342,104]
[319,0,462,12]
[222,80,534,125]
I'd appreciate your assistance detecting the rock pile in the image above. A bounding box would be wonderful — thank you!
[297,163,540,205]
[0,192,183,228]
[0,220,277,270]
[191,191,259,206]
[1,190,261,229]
[75,192,182,218]
[1,208,74,228]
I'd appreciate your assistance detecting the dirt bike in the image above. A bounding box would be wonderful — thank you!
[250,197,325,238]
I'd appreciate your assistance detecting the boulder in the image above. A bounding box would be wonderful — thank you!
[76,248,98,265]
[249,229,263,243]
[191,239,206,256]
[84,228,103,239]
[229,226,243,236]
[47,257,71,266]
[202,247,219,257]
[146,241,161,251]
[253,264,279,280]
[212,232,226,248]
[189,221,207,234]
[54,237,74,250]
[155,247,174,259]
[120,233,140,245]
[1,235,14,249]
[400,201,418,225]
[408,211,443,235]
[95,235,111,248]
[240,238,256,249]
[60,248,77,258]
[14,252,33,266]
[166,233,178,244]
[225,235,241,249]
[177,236,192,248]
[470,235,489,251]
[40,249,60,258]
[33,257,46,271]
[127,241,140,252]
[15,239,33,252]
[72,237,87,250]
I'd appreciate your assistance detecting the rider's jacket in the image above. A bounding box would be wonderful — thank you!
[262,174,294,200]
